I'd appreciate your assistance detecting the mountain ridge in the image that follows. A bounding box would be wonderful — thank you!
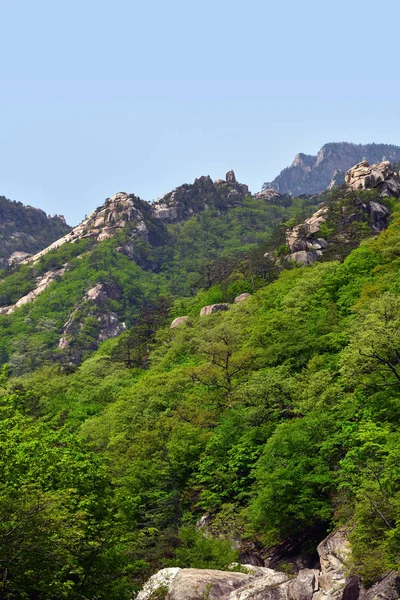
[263,142,400,196]
[0,194,71,267]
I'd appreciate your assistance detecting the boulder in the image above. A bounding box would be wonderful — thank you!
[345,160,391,190]
[86,283,108,303]
[289,250,322,266]
[170,316,189,329]
[288,569,319,600]
[234,293,252,303]
[254,189,282,202]
[228,570,291,600]
[200,303,229,317]
[136,567,181,600]
[166,568,251,600]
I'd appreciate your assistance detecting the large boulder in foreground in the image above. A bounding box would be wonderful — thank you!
[165,568,252,600]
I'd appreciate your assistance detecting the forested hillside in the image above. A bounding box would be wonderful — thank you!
[1,166,400,599]
[0,195,70,266]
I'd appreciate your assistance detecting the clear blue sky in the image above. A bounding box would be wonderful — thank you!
[1,0,400,224]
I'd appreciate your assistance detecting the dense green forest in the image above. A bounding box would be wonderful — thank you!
[1,185,400,598]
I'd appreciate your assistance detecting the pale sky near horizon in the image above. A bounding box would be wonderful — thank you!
[1,0,399,225]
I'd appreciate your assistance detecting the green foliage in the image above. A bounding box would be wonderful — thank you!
[1,189,400,595]
[0,393,137,599]
[169,527,239,570]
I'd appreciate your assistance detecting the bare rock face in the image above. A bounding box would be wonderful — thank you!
[200,303,229,317]
[57,282,125,355]
[170,316,189,329]
[359,572,400,600]
[228,570,292,600]
[328,170,345,190]
[136,568,182,600]
[8,251,31,265]
[166,569,251,600]
[286,206,329,265]
[97,312,126,342]
[314,529,350,600]
[345,161,400,197]
[234,293,252,303]
[254,189,282,202]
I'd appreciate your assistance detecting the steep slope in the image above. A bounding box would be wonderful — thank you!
[6,192,400,599]
[0,170,322,371]
[0,194,70,266]
[263,142,400,195]
[3,165,400,599]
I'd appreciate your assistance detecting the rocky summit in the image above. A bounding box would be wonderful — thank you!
[263,142,400,196]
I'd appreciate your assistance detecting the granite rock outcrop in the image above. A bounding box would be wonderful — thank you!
[263,142,400,196]
[344,160,400,197]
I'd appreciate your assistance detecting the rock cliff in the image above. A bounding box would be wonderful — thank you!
[263,143,400,196]
[284,159,396,266]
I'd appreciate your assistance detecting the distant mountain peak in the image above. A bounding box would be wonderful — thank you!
[263,142,400,196]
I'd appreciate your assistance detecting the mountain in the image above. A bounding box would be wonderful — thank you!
[0,194,71,267]
[0,170,321,369]
[263,142,400,195]
[2,163,400,599]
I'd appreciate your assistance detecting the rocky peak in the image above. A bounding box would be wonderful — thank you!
[152,171,249,223]
[263,142,400,196]
[22,191,150,264]
[292,153,316,171]
[226,170,237,183]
